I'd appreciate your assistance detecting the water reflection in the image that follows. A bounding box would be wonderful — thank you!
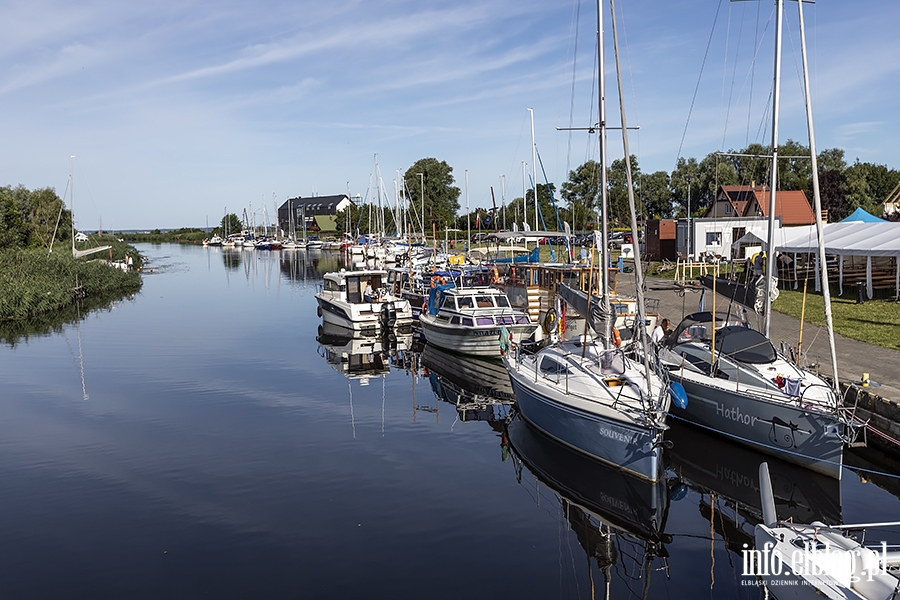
[422,345,514,424]
[316,321,414,383]
[666,420,842,553]
[506,415,673,597]
[0,293,135,347]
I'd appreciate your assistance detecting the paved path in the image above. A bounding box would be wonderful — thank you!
[634,275,900,403]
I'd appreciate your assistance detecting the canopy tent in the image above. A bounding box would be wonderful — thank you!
[731,231,767,250]
[777,221,900,299]
[840,207,885,223]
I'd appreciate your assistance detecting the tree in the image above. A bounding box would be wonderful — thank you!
[219,213,242,237]
[607,155,641,225]
[640,171,673,218]
[25,187,69,249]
[561,160,602,231]
[403,158,461,232]
[0,187,28,249]
[524,183,559,230]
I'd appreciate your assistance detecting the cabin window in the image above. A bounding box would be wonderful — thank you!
[462,317,473,326]
[347,278,362,303]
[324,279,342,292]
[450,316,460,325]
[540,357,569,375]
[515,316,530,324]
[440,295,453,309]
[496,316,514,325]
[476,296,494,308]
[457,296,474,309]
[476,317,494,326]
[495,296,510,308]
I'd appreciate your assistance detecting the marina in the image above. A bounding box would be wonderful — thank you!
[1,242,898,598]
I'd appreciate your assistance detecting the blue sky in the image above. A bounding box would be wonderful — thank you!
[2,0,898,230]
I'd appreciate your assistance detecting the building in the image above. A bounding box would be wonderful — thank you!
[644,219,677,261]
[705,183,816,226]
[277,194,353,234]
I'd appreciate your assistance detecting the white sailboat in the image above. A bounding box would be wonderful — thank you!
[504,0,674,483]
[660,0,855,479]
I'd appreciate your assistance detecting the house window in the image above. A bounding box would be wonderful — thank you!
[706,232,722,246]
[725,204,732,214]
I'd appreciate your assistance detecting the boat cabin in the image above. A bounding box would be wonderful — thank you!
[323,270,387,303]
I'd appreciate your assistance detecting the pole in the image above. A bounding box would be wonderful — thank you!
[418,172,425,242]
[529,107,539,232]
[465,170,471,251]
[798,0,840,391]
[522,160,527,236]
[764,0,784,339]
[686,175,692,259]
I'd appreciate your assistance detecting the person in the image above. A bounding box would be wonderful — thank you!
[651,318,670,345]
[363,282,374,303]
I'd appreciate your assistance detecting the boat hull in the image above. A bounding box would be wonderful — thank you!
[506,359,665,482]
[668,372,844,479]
[316,297,413,332]
[419,316,534,357]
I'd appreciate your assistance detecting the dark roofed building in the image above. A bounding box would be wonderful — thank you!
[705,184,816,226]
[278,194,352,234]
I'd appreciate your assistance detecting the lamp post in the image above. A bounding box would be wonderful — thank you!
[685,175,693,259]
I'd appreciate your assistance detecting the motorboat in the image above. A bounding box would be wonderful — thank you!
[659,311,850,479]
[418,285,535,357]
[316,269,413,333]
[754,462,900,599]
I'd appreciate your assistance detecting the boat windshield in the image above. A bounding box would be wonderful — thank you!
[715,326,776,364]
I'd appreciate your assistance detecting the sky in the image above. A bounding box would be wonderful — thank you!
[2,0,899,231]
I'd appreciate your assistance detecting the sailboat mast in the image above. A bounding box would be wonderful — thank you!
[70,155,75,257]
[596,0,613,347]
[797,0,840,390]
[529,108,538,232]
[609,0,652,379]
[764,0,785,338]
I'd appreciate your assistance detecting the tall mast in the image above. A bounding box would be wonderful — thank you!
[70,155,75,257]
[764,0,784,338]
[610,0,652,378]
[529,108,538,232]
[798,0,839,390]
[597,0,612,348]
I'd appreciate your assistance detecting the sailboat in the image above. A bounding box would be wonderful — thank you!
[659,0,855,479]
[503,0,674,483]
[63,156,111,260]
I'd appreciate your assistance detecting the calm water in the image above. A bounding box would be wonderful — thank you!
[0,243,898,599]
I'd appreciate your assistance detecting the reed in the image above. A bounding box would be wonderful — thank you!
[0,248,142,322]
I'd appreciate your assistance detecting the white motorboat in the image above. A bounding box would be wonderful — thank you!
[316,269,413,333]
[418,286,535,357]
[753,462,900,599]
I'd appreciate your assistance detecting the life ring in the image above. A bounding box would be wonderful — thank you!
[490,267,499,284]
[430,275,446,288]
[542,310,558,334]
[421,300,427,314]
[612,327,622,348]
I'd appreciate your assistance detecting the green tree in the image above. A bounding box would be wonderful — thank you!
[524,182,559,230]
[403,158,461,232]
[25,187,69,249]
[561,160,602,230]
[219,213,243,237]
[607,155,641,225]
[0,187,28,249]
[640,171,672,218]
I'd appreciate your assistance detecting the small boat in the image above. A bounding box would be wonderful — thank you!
[418,286,535,357]
[316,269,414,333]
[659,311,850,479]
[203,234,223,247]
[754,462,900,599]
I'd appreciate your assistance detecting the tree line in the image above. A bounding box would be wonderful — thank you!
[332,143,900,237]
[0,185,71,250]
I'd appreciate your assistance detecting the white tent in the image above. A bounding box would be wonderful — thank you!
[777,221,900,298]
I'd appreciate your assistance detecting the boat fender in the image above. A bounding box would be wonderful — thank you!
[317,305,322,317]
[612,327,621,348]
[670,381,688,409]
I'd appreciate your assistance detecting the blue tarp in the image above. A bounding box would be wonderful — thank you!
[840,207,885,223]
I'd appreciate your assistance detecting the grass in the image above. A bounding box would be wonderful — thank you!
[0,246,143,323]
[772,287,900,351]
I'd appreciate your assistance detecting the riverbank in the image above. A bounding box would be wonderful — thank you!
[0,244,142,322]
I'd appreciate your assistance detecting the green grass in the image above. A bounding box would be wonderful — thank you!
[0,247,143,322]
[772,287,900,351]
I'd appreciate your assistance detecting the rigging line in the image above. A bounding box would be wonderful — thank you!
[746,0,762,147]
[562,0,582,180]
[722,1,747,150]
[674,0,725,168]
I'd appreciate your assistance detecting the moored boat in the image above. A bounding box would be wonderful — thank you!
[315,269,414,333]
[418,286,535,357]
